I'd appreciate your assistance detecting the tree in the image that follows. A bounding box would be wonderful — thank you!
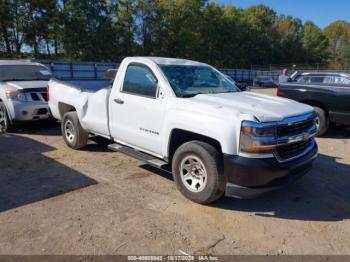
[113,0,137,60]
[324,20,350,68]
[0,0,348,68]
[275,16,304,63]
[153,0,206,59]
[0,0,13,53]
[302,21,329,63]
[6,0,28,55]
[242,5,278,65]
[62,0,116,61]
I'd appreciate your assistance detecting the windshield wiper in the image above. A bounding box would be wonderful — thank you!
[1,79,28,82]
[178,93,198,98]
[2,78,49,82]
[216,90,236,94]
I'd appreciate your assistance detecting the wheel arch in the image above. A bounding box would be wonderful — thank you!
[58,102,76,118]
[300,100,329,115]
[0,99,13,124]
[167,128,222,162]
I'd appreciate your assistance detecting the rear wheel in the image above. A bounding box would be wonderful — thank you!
[313,106,329,136]
[61,111,88,149]
[171,141,226,204]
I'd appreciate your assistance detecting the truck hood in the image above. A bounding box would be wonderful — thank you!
[5,80,48,91]
[191,91,313,122]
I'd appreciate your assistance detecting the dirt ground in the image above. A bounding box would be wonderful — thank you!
[0,88,349,255]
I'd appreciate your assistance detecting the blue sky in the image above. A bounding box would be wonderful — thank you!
[215,0,350,28]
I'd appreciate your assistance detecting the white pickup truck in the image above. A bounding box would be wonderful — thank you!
[48,57,318,204]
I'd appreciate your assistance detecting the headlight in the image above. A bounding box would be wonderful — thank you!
[239,121,277,154]
[5,90,28,101]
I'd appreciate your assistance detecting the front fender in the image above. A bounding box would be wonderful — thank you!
[162,109,241,157]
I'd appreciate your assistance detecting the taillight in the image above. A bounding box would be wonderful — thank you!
[46,84,50,101]
[276,86,281,96]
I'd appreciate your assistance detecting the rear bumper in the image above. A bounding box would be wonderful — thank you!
[224,142,318,198]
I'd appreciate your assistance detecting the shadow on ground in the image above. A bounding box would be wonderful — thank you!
[322,125,350,139]
[141,164,173,181]
[0,133,97,212]
[12,119,61,136]
[84,136,113,153]
[4,119,350,222]
[212,153,350,222]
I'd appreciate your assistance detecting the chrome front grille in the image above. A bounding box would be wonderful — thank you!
[24,88,48,102]
[274,112,317,163]
[275,139,315,162]
[277,118,314,137]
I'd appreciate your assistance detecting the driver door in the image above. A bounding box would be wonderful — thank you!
[109,63,166,156]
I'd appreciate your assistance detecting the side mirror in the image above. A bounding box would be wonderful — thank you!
[103,69,118,80]
[158,85,165,99]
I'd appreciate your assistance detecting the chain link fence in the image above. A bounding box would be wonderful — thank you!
[251,63,350,72]
[29,60,350,84]
[35,60,279,84]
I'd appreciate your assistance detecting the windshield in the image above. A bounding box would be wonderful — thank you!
[0,65,52,82]
[159,65,240,97]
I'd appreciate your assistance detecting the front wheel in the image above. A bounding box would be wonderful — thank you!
[61,112,88,149]
[313,106,329,136]
[171,141,226,204]
[0,102,16,133]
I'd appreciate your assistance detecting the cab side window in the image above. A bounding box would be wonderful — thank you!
[123,64,158,98]
[334,76,350,85]
[297,75,334,84]
[297,76,311,83]
[310,76,326,83]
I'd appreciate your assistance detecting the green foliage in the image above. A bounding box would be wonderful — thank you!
[62,0,117,61]
[324,20,350,68]
[302,21,329,63]
[0,0,347,67]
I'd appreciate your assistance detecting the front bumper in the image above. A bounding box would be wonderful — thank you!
[10,101,50,121]
[224,142,318,198]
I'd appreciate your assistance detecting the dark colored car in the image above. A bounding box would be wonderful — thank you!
[277,72,350,135]
[224,75,250,91]
[253,75,278,88]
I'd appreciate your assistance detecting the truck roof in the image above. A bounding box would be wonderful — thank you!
[298,71,350,77]
[129,56,207,66]
[0,60,44,67]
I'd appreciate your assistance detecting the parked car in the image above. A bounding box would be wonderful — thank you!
[48,57,318,204]
[224,75,250,91]
[253,75,277,88]
[0,60,52,132]
[277,72,350,135]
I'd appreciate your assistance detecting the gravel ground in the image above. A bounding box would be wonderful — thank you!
[0,88,349,255]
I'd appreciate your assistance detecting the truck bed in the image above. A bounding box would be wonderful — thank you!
[57,79,111,92]
[48,79,111,136]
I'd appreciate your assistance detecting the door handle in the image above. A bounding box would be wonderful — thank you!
[114,98,124,104]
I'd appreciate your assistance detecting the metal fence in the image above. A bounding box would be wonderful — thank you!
[35,60,281,83]
[36,60,120,81]
[251,63,350,72]
[221,68,279,82]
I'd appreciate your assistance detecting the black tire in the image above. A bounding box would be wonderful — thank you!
[313,106,329,136]
[61,111,88,149]
[171,141,226,204]
[335,124,349,130]
[0,102,16,133]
